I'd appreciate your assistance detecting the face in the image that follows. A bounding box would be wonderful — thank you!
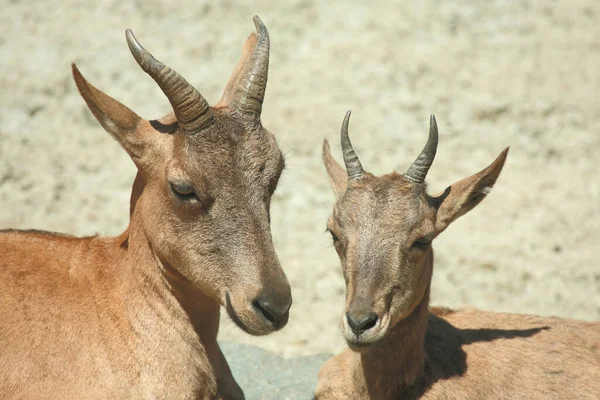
[137,110,291,336]
[322,112,509,350]
[73,16,293,336]
[326,175,436,348]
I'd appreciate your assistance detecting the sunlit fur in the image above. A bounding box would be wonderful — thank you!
[316,122,600,399]
[0,21,290,399]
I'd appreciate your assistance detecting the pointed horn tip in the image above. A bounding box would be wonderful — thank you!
[429,115,438,135]
[252,15,269,38]
[428,114,439,141]
[124,29,163,73]
[125,29,135,44]
[125,29,146,56]
[252,15,264,28]
[342,110,352,127]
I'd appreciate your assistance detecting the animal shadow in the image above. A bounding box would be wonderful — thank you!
[406,310,550,398]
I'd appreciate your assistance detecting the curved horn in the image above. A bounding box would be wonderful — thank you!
[405,115,439,184]
[125,29,214,133]
[232,15,270,116]
[340,110,365,180]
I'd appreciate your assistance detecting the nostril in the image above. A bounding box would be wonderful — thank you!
[252,297,290,326]
[346,311,379,335]
[362,313,378,331]
[252,299,276,324]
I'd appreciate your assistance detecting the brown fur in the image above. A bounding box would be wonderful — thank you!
[316,120,600,399]
[0,21,291,399]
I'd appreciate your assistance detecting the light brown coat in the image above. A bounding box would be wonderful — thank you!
[0,17,291,399]
[316,113,599,399]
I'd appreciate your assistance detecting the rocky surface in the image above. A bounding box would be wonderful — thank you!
[1,1,599,358]
[221,342,329,399]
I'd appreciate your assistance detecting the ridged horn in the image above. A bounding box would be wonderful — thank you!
[231,15,270,116]
[405,114,439,184]
[340,110,365,180]
[125,29,214,134]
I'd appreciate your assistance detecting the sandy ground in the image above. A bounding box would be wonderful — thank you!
[1,0,599,357]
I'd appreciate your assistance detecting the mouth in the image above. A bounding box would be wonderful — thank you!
[345,336,384,351]
[225,291,258,335]
[224,291,281,336]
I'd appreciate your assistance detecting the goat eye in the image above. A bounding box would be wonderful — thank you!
[412,236,432,249]
[170,182,198,201]
[328,229,339,242]
[267,178,278,196]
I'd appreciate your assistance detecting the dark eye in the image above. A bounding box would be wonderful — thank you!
[268,178,278,196]
[170,181,198,202]
[412,236,432,249]
[327,228,339,242]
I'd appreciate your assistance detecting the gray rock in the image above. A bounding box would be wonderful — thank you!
[220,342,331,400]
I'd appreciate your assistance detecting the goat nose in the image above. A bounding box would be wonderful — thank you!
[252,295,292,327]
[346,311,379,335]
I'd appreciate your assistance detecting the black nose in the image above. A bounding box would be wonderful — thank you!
[253,295,292,327]
[346,311,378,335]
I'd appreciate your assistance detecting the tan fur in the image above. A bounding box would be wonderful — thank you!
[0,21,291,400]
[316,119,600,399]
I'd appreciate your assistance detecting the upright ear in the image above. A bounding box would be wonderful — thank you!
[217,33,257,107]
[322,139,348,199]
[72,64,146,161]
[433,147,509,232]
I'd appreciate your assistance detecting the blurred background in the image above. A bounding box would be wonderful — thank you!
[1,0,598,357]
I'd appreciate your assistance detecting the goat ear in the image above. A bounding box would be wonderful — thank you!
[433,147,509,232]
[322,139,348,199]
[72,64,145,156]
[217,33,257,107]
